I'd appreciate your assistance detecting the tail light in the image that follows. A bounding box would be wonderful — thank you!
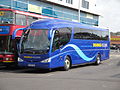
[0,55,3,62]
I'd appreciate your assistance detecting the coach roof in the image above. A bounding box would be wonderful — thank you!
[28,19,107,31]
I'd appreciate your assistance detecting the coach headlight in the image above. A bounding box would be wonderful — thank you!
[18,57,23,62]
[41,58,51,63]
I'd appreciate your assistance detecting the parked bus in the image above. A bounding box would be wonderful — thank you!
[17,19,110,71]
[0,8,53,67]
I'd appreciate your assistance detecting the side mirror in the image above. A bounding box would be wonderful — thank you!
[12,28,25,39]
[48,29,54,40]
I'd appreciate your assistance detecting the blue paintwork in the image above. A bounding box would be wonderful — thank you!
[18,19,110,69]
[61,44,96,61]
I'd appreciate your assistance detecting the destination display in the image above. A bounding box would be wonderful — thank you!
[0,26,10,34]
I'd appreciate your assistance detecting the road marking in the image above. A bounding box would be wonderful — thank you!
[47,74,54,76]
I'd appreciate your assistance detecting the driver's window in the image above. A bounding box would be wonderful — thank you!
[52,30,60,52]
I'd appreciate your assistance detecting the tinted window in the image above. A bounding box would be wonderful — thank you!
[16,14,26,25]
[52,27,72,51]
[92,30,101,40]
[101,31,109,40]
[59,27,72,46]
[74,28,93,39]
[74,27,109,40]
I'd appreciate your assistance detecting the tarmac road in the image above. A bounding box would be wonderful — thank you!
[0,52,120,90]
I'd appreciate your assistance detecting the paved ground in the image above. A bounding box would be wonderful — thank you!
[0,52,120,90]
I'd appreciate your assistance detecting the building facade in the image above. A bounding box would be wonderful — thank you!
[110,36,120,49]
[111,36,120,45]
[0,0,99,26]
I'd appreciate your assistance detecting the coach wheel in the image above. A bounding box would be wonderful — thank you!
[95,54,101,65]
[63,56,71,71]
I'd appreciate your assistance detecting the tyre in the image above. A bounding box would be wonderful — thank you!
[95,54,101,65]
[63,56,71,71]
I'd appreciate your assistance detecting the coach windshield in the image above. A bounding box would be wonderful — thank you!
[20,29,50,54]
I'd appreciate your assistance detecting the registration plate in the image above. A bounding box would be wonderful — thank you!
[28,64,35,67]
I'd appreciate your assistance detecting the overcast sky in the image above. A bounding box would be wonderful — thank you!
[96,0,120,32]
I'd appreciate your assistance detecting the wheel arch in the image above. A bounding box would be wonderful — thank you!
[97,52,101,60]
[65,55,72,67]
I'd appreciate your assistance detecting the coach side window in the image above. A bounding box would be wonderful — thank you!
[92,30,102,40]
[52,27,72,52]
[74,28,80,39]
[74,27,109,40]
[74,28,92,39]
[58,27,72,47]
[101,31,109,40]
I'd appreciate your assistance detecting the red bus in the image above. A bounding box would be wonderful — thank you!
[0,8,53,67]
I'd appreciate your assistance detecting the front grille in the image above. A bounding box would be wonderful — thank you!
[25,60,40,62]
